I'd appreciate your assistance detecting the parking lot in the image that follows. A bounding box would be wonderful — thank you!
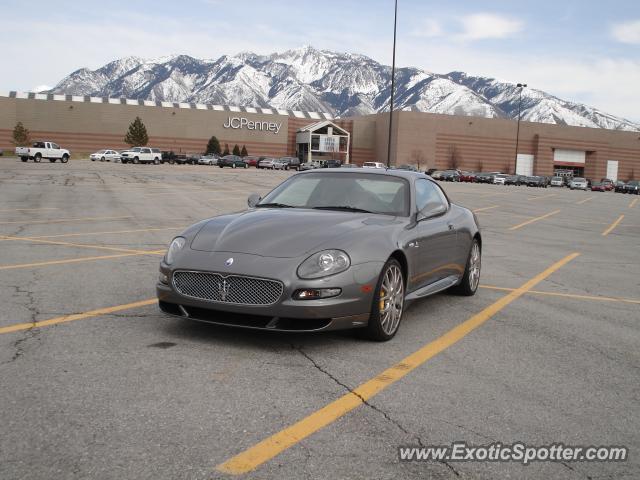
[0,158,638,480]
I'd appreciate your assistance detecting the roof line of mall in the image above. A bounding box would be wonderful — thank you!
[0,91,335,121]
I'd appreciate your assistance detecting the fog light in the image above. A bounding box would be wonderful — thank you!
[293,288,341,300]
[159,272,169,285]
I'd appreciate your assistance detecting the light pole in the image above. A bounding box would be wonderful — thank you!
[513,83,527,174]
[386,0,398,168]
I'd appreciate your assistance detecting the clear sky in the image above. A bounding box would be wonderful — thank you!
[1,0,639,121]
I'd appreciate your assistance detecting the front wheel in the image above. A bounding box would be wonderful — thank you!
[153,158,160,165]
[449,239,481,296]
[363,259,405,341]
[60,155,69,164]
[100,157,105,162]
[244,164,248,169]
[232,164,237,169]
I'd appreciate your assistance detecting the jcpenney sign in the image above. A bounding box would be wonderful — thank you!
[223,116,282,135]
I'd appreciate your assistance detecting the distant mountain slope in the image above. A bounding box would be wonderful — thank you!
[47,46,640,131]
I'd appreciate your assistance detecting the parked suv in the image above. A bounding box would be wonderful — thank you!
[278,157,301,171]
[121,147,161,164]
[569,177,589,190]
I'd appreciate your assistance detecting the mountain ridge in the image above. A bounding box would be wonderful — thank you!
[46,46,639,132]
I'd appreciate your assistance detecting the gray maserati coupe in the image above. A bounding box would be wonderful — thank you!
[157,169,481,341]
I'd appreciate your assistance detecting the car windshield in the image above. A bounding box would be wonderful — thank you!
[258,172,409,216]
[96,150,106,154]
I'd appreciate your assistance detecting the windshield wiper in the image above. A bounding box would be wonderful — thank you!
[256,202,295,208]
[313,206,374,213]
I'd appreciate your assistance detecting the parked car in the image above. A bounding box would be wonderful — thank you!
[493,174,508,185]
[600,179,615,191]
[623,180,640,194]
[504,175,522,186]
[157,169,482,341]
[475,172,499,184]
[425,168,438,176]
[322,159,342,169]
[161,152,190,165]
[394,164,418,172]
[218,155,248,168]
[550,176,564,187]
[90,149,120,162]
[614,181,626,193]
[279,157,302,171]
[590,182,607,192]
[569,177,589,190]
[459,171,476,182]
[272,158,288,170]
[300,161,322,171]
[441,170,461,182]
[121,147,161,164]
[16,141,70,163]
[198,155,219,166]
[525,176,548,188]
[430,170,445,180]
[257,158,275,169]
[362,162,386,169]
[244,156,260,167]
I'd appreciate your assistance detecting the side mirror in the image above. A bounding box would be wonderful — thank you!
[417,203,447,221]
[247,193,261,208]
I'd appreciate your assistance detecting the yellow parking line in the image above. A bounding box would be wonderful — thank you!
[509,209,561,231]
[0,207,60,213]
[576,196,594,205]
[528,193,557,201]
[0,234,165,255]
[0,252,163,271]
[480,285,640,305]
[0,298,157,335]
[216,252,580,475]
[630,198,639,209]
[0,215,133,226]
[602,215,624,236]
[18,226,184,240]
[472,205,499,213]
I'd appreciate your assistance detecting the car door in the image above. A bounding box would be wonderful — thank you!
[412,179,458,288]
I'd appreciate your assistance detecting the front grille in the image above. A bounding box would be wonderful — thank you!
[172,271,283,306]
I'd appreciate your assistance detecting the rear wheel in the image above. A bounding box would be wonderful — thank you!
[232,164,237,169]
[153,158,160,165]
[34,154,42,163]
[363,259,405,341]
[21,157,28,162]
[450,239,481,296]
[244,164,248,169]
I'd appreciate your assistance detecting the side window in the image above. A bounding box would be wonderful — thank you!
[415,179,448,217]
[141,148,150,154]
[52,143,59,149]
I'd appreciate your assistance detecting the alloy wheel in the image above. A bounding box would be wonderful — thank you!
[379,264,404,336]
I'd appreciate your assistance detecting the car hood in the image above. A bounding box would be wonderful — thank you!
[190,208,376,258]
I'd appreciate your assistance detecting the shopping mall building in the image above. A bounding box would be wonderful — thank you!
[1,92,638,180]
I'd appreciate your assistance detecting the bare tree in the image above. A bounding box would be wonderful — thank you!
[448,145,462,169]
[410,149,425,170]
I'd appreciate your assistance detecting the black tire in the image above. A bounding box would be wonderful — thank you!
[170,160,175,165]
[21,157,28,162]
[219,165,223,168]
[362,258,405,341]
[449,238,481,296]
[133,157,139,164]
[91,158,96,162]
[100,157,105,162]
[60,155,69,164]
[244,164,248,169]
[232,163,237,169]
[153,158,160,165]
[49,159,56,163]
[34,154,42,163]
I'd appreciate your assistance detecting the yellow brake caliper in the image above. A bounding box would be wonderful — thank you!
[380,289,386,312]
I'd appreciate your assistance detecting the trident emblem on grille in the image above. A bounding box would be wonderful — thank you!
[218,280,230,301]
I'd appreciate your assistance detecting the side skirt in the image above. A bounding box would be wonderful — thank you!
[405,275,460,301]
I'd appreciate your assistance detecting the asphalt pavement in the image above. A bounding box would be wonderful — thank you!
[0,159,638,479]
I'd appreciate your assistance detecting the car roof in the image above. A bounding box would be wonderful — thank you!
[297,167,430,181]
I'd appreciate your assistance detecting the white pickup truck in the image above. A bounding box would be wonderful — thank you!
[16,142,70,163]
[120,147,162,164]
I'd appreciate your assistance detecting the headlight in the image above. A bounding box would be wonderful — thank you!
[297,250,350,279]
[165,237,186,265]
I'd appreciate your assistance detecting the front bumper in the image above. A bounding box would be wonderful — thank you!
[156,252,383,332]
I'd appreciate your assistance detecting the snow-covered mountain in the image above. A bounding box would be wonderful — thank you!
[46,46,639,131]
